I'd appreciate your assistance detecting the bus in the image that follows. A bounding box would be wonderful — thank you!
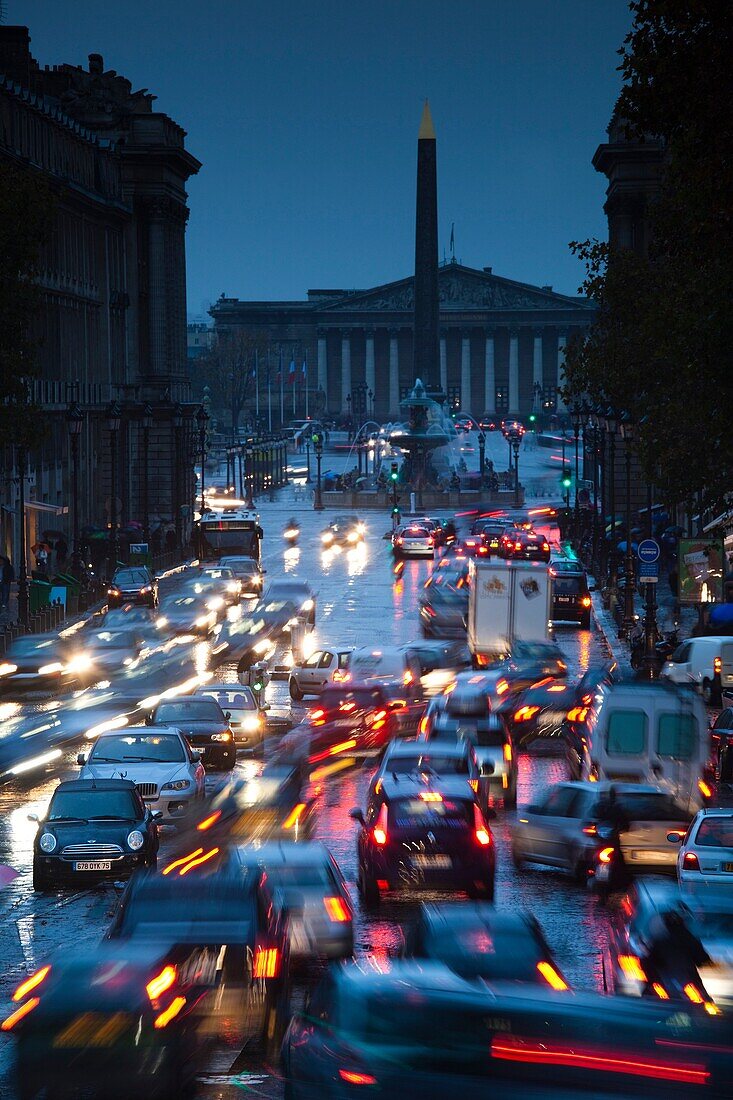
[194,507,263,563]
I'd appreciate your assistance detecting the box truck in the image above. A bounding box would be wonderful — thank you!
[467,560,553,663]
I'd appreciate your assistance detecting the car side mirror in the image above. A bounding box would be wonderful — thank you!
[349,807,365,825]
[224,711,231,721]
[667,831,684,844]
[191,750,202,761]
[152,811,164,822]
[27,813,39,823]
[260,704,270,712]
[77,753,87,766]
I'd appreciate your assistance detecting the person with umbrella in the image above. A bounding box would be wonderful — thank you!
[31,541,51,575]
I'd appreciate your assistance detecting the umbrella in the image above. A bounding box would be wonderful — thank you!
[0,865,19,888]
[616,540,639,554]
[30,541,51,554]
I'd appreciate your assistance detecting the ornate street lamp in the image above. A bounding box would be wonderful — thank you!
[313,430,324,511]
[477,431,486,486]
[66,402,84,575]
[195,405,210,558]
[619,413,637,638]
[106,402,122,579]
[510,431,521,508]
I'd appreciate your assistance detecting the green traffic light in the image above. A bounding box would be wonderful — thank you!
[529,414,536,422]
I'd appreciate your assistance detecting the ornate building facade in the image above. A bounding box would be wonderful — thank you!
[0,26,200,562]
[210,262,595,423]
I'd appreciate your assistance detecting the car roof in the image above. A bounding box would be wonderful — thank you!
[92,724,184,739]
[420,902,535,935]
[54,777,138,792]
[335,959,481,998]
[379,774,475,801]
[385,740,469,759]
[232,840,330,867]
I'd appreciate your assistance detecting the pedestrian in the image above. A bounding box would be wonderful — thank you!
[55,537,68,567]
[35,545,48,574]
[164,527,176,553]
[0,555,14,610]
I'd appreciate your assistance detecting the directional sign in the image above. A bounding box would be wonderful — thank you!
[637,538,660,564]
[639,561,659,584]
[130,543,148,555]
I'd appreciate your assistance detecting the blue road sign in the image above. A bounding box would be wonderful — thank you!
[638,538,660,564]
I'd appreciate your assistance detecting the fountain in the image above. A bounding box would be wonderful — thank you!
[389,379,454,504]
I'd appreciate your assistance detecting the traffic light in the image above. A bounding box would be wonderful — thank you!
[529,413,536,423]
[561,465,572,489]
[390,462,399,482]
[392,505,400,515]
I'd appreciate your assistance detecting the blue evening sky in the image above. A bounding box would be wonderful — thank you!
[16,0,632,315]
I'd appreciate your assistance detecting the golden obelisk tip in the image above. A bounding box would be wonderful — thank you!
[418,100,435,140]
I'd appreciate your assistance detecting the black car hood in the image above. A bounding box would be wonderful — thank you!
[38,819,142,847]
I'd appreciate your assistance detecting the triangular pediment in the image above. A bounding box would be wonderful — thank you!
[324,264,591,312]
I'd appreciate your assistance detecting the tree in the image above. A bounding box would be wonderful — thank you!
[196,330,267,436]
[563,0,733,513]
[0,161,54,445]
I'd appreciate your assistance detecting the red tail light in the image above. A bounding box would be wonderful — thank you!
[514,542,522,551]
[618,955,647,982]
[714,656,722,675]
[1,997,40,1031]
[154,995,186,1029]
[490,1036,708,1084]
[396,537,403,545]
[339,1070,377,1086]
[146,965,177,1002]
[598,846,614,864]
[324,896,351,923]
[427,537,434,546]
[514,705,540,722]
[567,706,589,722]
[683,851,700,871]
[542,542,550,551]
[474,803,492,846]
[373,804,388,846]
[424,605,437,617]
[581,822,597,836]
[253,945,280,979]
[581,596,592,607]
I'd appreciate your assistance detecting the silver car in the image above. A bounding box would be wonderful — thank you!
[233,841,353,961]
[288,647,353,700]
[392,524,435,558]
[675,808,733,890]
[194,682,266,751]
[78,726,205,824]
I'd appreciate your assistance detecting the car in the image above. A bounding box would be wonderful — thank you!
[210,610,278,670]
[709,707,733,779]
[288,647,353,700]
[107,566,158,609]
[674,808,733,889]
[347,644,424,694]
[551,565,592,628]
[372,738,483,794]
[30,778,159,890]
[320,515,364,548]
[233,841,354,963]
[265,579,316,626]
[454,416,473,433]
[201,763,316,842]
[219,555,265,596]
[499,676,577,748]
[194,683,266,751]
[286,684,407,763]
[0,633,76,693]
[420,516,447,546]
[510,781,692,882]
[148,696,236,770]
[475,522,511,553]
[102,606,164,635]
[5,942,208,1099]
[78,726,205,824]
[423,692,517,809]
[407,903,570,990]
[159,595,217,636]
[351,772,495,904]
[411,639,472,695]
[499,641,568,682]
[106,866,290,1057]
[501,418,525,438]
[458,534,490,558]
[661,636,733,702]
[66,628,143,680]
[501,529,551,562]
[419,572,469,638]
[392,523,435,558]
[185,565,241,609]
[610,875,685,996]
[479,416,497,431]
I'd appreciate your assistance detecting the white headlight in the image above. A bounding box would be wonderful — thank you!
[162,779,190,791]
[241,714,262,733]
[0,663,17,676]
[66,653,94,674]
[302,599,314,611]
[195,616,210,627]
[207,597,225,611]
[210,732,232,742]
[38,663,63,676]
[39,832,57,853]
[127,830,144,850]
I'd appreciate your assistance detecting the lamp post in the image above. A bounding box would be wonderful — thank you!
[106,402,122,579]
[16,445,29,626]
[245,447,255,508]
[66,402,84,575]
[313,431,324,511]
[571,403,582,530]
[619,413,636,638]
[195,405,209,558]
[605,408,618,609]
[477,431,486,486]
[510,432,521,508]
[140,403,153,540]
[642,478,660,679]
[560,430,570,508]
[368,388,374,418]
[172,404,184,554]
[305,434,312,482]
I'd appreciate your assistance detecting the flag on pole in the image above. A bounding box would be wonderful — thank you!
[289,358,296,385]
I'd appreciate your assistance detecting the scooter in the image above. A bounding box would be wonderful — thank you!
[283,523,300,546]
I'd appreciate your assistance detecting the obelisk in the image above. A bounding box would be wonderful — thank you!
[412,101,440,388]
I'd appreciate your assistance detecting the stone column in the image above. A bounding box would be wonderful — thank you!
[533,331,543,411]
[317,330,327,393]
[461,332,471,414]
[556,331,568,413]
[341,330,352,413]
[365,329,376,404]
[439,331,448,395]
[389,330,399,417]
[147,203,168,378]
[509,329,519,414]
[484,331,495,414]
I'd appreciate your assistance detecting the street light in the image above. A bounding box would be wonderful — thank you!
[510,431,521,508]
[172,404,184,554]
[245,447,255,508]
[605,407,619,610]
[313,431,324,511]
[106,402,122,579]
[140,403,153,540]
[571,402,582,532]
[619,412,636,639]
[195,405,210,558]
[305,433,312,483]
[66,402,84,575]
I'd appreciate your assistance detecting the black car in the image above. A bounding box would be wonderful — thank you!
[407,903,570,990]
[30,779,159,890]
[321,515,364,548]
[0,633,75,693]
[6,942,207,1099]
[107,867,290,1056]
[501,529,551,562]
[499,677,577,748]
[551,566,592,628]
[107,567,158,609]
[149,696,235,769]
[350,773,495,905]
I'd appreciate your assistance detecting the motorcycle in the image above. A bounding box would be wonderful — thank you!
[655,627,679,662]
[283,522,300,546]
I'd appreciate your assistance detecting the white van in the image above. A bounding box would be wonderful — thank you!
[347,646,422,695]
[661,636,733,702]
[578,682,708,813]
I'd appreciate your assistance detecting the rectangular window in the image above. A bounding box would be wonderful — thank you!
[495,387,509,411]
[605,710,647,756]
[448,385,461,412]
[657,714,696,760]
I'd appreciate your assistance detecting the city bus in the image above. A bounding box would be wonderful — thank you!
[194,507,263,564]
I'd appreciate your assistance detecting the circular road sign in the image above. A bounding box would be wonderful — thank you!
[637,538,661,564]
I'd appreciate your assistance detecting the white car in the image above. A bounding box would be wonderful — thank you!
[194,683,266,751]
[674,807,733,889]
[288,648,353,700]
[661,636,733,702]
[78,726,205,824]
[392,524,435,558]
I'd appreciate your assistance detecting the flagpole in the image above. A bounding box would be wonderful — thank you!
[305,349,309,419]
[279,349,284,426]
[254,347,259,422]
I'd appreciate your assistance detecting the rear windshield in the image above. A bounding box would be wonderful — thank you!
[90,733,185,764]
[263,864,335,889]
[606,711,647,756]
[359,997,487,1048]
[49,789,140,821]
[122,884,254,931]
[554,577,586,595]
[387,753,469,775]
[156,700,222,722]
[350,654,404,679]
[424,926,541,980]
[321,689,383,710]
[432,718,504,748]
[615,793,689,822]
[389,797,472,829]
[694,818,733,847]
[657,714,697,760]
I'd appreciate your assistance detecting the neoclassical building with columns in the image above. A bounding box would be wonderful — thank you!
[210,261,595,422]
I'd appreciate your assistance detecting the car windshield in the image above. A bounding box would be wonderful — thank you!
[387,753,468,775]
[88,631,136,649]
[156,700,223,723]
[48,789,139,821]
[90,733,185,764]
[425,926,540,979]
[350,653,403,679]
[615,792,689,821]
[113,570,149,587]
[202,568,234,580]
[261,864,334,889]
[222,560,258,576]
[9,637,55,656]
[198,689,257,713]
[695,818,733,846]
[554,577,586,595]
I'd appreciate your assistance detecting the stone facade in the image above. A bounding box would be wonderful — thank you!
[210,262,595,423]
[0,26,201,561]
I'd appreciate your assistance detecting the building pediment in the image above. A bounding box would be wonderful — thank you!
[325,264,590,312]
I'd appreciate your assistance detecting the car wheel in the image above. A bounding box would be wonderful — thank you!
[32,864,50,892]
[702,678,712,704]
[289,678,303,701]
[359,866,380,907]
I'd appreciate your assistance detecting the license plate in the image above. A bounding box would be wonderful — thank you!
[630,850,669,862]
[595,863,610,881]
[723,863,733,872]
[413,854,451,869]
[74,861,112,871]
[334,718,354,727]
[557,597,571,604]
